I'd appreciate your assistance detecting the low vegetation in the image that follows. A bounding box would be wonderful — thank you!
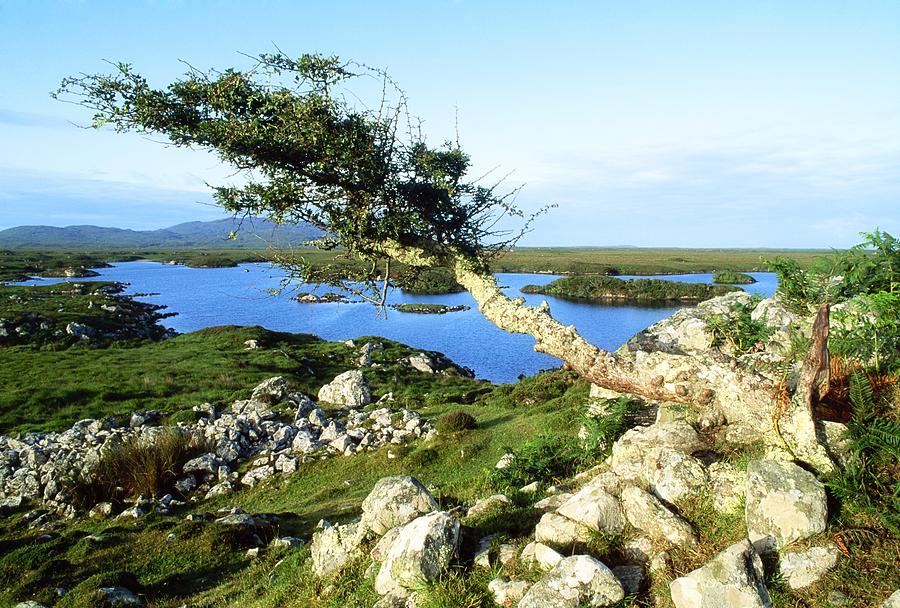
[521,275,739,303]
[704,297,774,354]
[711,270,756,284]
[394,267,464,295]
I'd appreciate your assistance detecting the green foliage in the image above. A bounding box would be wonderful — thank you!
[521,275,740,303]
[507,370,580,406]
[580,397,641,460]
[767,257,827,313]
[394,267,464,294]
[66,429,211,505]
[711,270,756,284]
[826,373,900,535]
[490,434,582,491]
[704,297,774,354]
[831,291,900,373]
[436,410,478,432]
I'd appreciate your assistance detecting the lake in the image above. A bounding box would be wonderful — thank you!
[18,264,777,384]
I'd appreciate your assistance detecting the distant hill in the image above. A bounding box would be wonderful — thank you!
[0,218,324,249]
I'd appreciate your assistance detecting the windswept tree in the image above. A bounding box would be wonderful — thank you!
[56,53,835,471]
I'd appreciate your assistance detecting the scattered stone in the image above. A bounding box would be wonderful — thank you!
[495,453,515,469]
[408,353,435,373]
[707,461,745,514]
[374,511,460,598]
[371,526,403,563]
[272,536,303,549]
[488,577,530,606]
[883,590,900,608]
[518,555,625,608]
[360,475,439,536]
[557,484,624,535]
[466,494,511,518]
[317,370,371,407]
[520,481,540,493]
[670,540,771,608]
[98,586,143,607]
[644,448,708,504]
[779,545,841,589]
[745,460,827,550]
[534,512,595,547]
[621,486,697,547]
[520,541,563,572]
[533,493,572,512]
[310,520,367,577]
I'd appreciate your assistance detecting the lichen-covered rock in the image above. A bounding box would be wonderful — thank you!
[317,370,371,407]
[518,555,625,608]
[99,586,143,607]
[745,460,827,549]
[644,448,708,504]
[534,512,595,547]
[488,577,530,606]
[883,589,900,608]
[249,376,289,403]
[374,511,460,597]
[371,526,403,563]
[610,421,704,481]
[520,541,563,572]
[408,353,435,373]
[310,520,367,577]
[360,475,439,536]
[621,486,697,547]
[669,540,771,608]
[707,461,745,514]
[533,493,572,512]
[467,494,511,519]
[778,545,841,589]
[556,485,624,535]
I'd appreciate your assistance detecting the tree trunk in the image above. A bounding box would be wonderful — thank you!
[380,241,835,471]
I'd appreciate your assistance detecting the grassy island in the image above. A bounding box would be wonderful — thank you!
[712,270,757,284]
[520,275,740,303]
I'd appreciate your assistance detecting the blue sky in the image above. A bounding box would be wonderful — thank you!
[0,1,898,247]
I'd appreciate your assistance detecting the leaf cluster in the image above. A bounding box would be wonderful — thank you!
[704,297,774,355]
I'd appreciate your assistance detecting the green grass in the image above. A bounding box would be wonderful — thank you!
[711,270,756,284]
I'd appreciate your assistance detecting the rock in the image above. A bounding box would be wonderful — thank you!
[14,603,49,608]
[183,452,224,475]
[317,370,371,407]
[669,540,771,608]
[374,511,460,597]
[534,512,595,547]
[243,339,259,349]
[473,535,494,569]
[408,353,435,373]
[250,376,289,403]
[707,461,745,514]
[495,453,515,469]
[520,541,563,572]
[518,555,625,608]
[360,475,440,536]
[488,577,530,606]
[310,520,367,577]
[371,526,403,562]
[89,502,114,519]
[778,545,841,589]
[610,421,704,481]
[520,481,540,494]
[533,493,572,512]
[272,536,303,549]
[612,565,645,595]
[98,586,143,606]
[467,494,511,518]
[745,460,827,550]
[66,322,97,340]
[556,484,624,535]
[884,590,900,608]
[620,486,697,547]
[644,448,708,504]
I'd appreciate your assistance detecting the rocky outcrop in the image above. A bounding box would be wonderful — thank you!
[670,540,771,608]
[317,370,371,407]
[745,460,827,550]
[518,555,625,608]
[374,511,460,598]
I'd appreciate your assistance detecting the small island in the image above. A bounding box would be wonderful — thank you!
[712,270,757,284]
[521,275,740,303]
[391,303,470,314]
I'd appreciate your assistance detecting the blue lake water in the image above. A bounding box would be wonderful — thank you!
[17,264,777,384]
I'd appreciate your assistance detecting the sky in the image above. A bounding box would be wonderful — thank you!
[0,0,898,248]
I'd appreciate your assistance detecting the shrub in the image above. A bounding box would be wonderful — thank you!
[436,410,477,432]
[508,369,578,407]
[712,270,756,284]
[704,297,774,355]
[490,434,581,490]
[580,397,641,460]
[67,429,211,506]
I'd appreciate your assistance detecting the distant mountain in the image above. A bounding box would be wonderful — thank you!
[0,218,324,249]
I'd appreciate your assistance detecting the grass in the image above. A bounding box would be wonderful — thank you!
[712,270,757,284]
